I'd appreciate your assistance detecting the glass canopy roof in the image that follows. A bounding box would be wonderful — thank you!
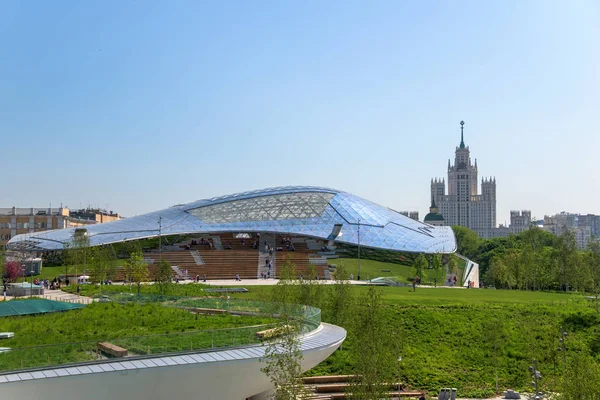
[189,192,335,224]
[7,186,456,253]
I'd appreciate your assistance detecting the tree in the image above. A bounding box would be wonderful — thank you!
[485,256,509,289]
[269,254,298,313]
[560,353,600,399]
[0,248,5,280]
[413,253,427,282]
[326,264,354,327]
[260,323,309,400]
[447,255,460,285]
[297,264,322,309]
[155,259,173,295]
[124,251,148,294]
[262,254,309,400]
[556,231,577,292]
[349,285,399,399]
[64,230,90,282]
[452,225,480,259]
[586,241,600,313]
[88,246,113,289]
[4,261,23,283]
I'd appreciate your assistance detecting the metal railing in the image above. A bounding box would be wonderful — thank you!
[0,295,321,374]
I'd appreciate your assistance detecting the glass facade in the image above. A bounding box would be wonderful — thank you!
[188,192,335,224]
[7,186,456,254]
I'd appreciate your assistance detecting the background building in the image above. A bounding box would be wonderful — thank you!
[0,207,120,247]
[542,211,596,249]
[423,198,445,227]
[430,121,497,238]
[488,210,532,238]
[398,211,419,221]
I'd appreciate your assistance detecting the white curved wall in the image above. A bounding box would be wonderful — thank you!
[0,323,345,400]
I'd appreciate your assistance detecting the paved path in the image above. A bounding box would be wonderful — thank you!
[39,289,94,304]
[200,278,378,286]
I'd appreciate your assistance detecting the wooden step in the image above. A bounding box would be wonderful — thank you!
[303,375,358,384]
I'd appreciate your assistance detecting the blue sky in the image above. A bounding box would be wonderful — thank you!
[1,1,598,222]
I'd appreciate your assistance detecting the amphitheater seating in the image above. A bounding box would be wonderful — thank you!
[111,234,332,282]
[195,250,258,279]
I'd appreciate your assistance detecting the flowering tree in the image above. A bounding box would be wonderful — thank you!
[4,262,23,283]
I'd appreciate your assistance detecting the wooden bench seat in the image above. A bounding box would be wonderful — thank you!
[302,375,358,384]
[187,307,227,315]
[329,392,421,399]
[98,342,128,357]
[255,325,294,339]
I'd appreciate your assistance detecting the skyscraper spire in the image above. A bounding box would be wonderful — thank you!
[459,120,465,149]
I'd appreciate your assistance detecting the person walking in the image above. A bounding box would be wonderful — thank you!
[412,278,417,292]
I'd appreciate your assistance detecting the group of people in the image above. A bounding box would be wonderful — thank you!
[279,237,296,251]
[188,238,213,250]
[260,270,271,279]
[447,275,458,286]
[412,276,421,291]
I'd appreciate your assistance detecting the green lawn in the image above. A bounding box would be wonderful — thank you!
[224,282,596,397]
[0,301,275,372]
[376,286,586,306]
[226,283,585,307]
[62,282,211,297]
[333,258,458,285]
[33,259,124,281]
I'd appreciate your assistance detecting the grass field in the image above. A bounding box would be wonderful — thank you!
[226,283,585,307]
[0,300,275,372]
[12,270,599,397]
[224,282,596,397]
[334,258,461,285]
[33,260,124,281]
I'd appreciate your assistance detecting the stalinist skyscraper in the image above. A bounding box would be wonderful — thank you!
[430,121,497,238]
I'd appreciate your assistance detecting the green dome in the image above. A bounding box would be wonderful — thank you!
[424,212,444,222]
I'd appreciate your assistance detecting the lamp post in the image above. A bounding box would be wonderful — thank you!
[357,218,361,281]
[30,270,34,298]
[558,327,567,369]
[158,216,162,262]
[528,359,542,400]
[397,356,402,392]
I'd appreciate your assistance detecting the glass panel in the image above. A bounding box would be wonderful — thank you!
[188,192,335,224]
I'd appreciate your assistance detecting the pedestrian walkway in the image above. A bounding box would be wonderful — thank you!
[39,289,95,304]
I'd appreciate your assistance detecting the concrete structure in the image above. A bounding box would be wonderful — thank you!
[454,253,479,288]
[0,207,120,246]
[0,319,346,400]
[5,282,44,297]
[430,121,497,238]
[7,186,456,254]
